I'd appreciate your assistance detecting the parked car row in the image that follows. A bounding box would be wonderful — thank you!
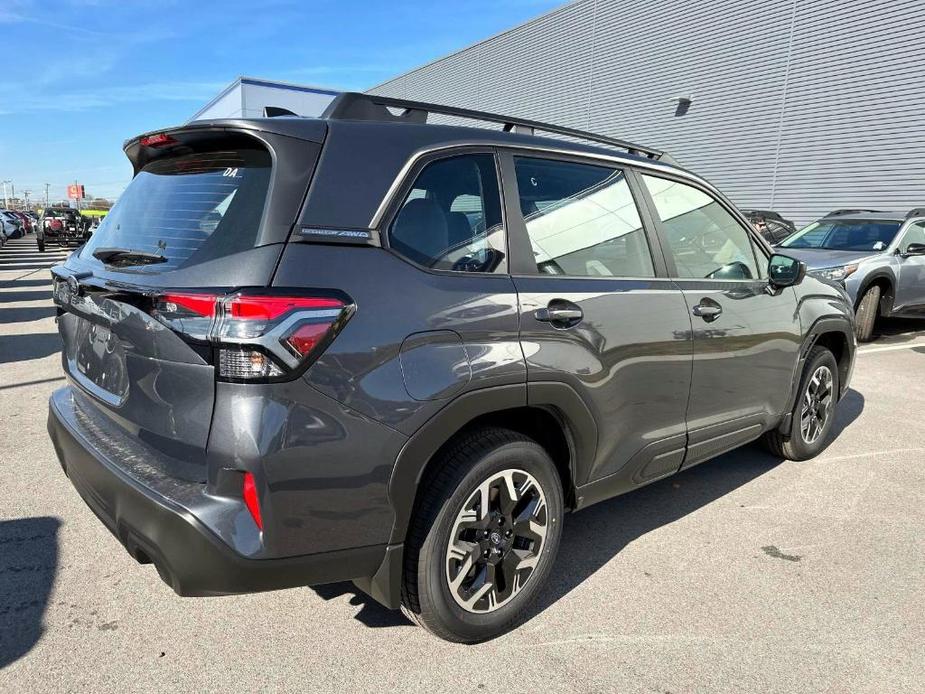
[1,209,38,244]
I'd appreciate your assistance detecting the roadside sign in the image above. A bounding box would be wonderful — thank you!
[67,184,85,200]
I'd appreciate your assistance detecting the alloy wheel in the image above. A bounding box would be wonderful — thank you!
[800,365,834,444]
[445,469,548,614]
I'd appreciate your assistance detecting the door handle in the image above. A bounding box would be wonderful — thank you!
[534,302,583,326]
[692,300,722,322]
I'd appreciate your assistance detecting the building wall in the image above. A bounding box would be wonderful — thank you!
[192,78,339,121]
[239,81,338,118]
[194,83,245,120]
[369,0,925,226]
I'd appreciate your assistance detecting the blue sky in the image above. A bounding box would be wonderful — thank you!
[0,0,560,202]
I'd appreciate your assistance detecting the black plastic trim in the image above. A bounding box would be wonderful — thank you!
[777,316,855,433]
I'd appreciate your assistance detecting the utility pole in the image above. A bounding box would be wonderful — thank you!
[1,180,9,209]
[44,183,50,210]
[23,190,32,210]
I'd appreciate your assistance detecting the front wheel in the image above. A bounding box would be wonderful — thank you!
[763,346,840,460]
[854,284,881,342]
[402,427,564,643]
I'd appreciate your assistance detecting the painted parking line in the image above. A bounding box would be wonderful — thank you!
[858,343,925,355]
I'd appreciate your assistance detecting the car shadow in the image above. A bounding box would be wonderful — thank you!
[0,289,53,303]
[309,583,413,628]
[313,390,864,633]
[525,388,865,623]
[872,317,924,344]
[0,333,62,364]
[0,517,60,669]
[0,306,57,325]
[0,279,51,290]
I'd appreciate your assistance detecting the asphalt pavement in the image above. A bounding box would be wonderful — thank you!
[1,234,923,693]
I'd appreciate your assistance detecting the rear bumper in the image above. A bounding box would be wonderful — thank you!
[47,389,385,597]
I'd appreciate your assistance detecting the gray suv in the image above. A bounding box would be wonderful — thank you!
[776,209,925,342]
[47,93,856,643]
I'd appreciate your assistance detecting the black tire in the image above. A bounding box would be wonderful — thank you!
[401,427,564,643]
[854,284,881,343]
[37,239,45,253]
[763,346,840,461]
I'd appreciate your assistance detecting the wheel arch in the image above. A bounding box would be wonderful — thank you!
[856,270,895,316]
[355,383,597,609]
[777,316,856,434]
[388,383,596,544]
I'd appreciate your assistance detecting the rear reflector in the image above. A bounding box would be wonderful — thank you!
[242,472,263,530]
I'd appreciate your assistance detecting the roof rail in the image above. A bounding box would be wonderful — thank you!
[321,92,671,162]
[825,208,884,217]
[906,207,925,219]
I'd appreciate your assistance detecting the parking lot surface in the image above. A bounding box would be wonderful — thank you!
[1,235,923,693]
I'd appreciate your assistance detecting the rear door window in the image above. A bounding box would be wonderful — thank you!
[388,154,506,273]
[513,157,655,278]
[81,143,271,271]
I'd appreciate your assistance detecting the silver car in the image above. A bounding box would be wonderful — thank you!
[778,209,925,341]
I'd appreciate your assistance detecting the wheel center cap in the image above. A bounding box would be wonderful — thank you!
[489,531,502,545]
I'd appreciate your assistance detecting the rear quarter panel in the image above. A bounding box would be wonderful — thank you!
[272,243,527,436]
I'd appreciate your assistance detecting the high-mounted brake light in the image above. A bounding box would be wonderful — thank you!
[242,472,263,530]
[151,290,351,381]
[139,133,177,148]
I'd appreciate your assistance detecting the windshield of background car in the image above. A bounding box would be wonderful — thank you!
[79,144,271,271]
[780,219,901,251]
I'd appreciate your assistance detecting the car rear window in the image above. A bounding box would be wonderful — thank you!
[80,143,271,271]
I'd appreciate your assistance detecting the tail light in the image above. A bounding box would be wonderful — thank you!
[152,290,352,381]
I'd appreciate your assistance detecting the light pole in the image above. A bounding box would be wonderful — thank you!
[1,180,10,209]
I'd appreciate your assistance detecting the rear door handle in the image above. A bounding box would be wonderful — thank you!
[534,302,583,327]
[692,299,722,322]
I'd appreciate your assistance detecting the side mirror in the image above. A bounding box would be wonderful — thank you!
[903,242,925,256]
[768,253,806,288]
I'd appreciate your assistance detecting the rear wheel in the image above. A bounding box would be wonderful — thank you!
[854,284,881,342]
[401,427,564,643]
[763,346,840,460]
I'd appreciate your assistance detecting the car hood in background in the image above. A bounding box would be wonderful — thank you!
[777,248,882,270]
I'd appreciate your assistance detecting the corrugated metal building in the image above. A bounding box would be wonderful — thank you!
[369,0,925,226]
[192,77,339,121]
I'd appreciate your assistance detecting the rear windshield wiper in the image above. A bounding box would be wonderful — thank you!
[92,247,168,266]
